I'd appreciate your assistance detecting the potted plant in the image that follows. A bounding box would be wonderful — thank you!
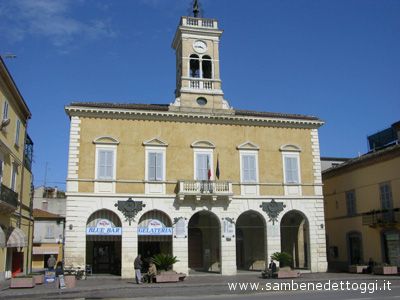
[30,272,45,284]
[10,275,35,288]
[271,252,293,268]
[152,253,179,272]
[151,254,185,282]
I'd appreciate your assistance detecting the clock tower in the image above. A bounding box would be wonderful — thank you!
[170,3,232,114]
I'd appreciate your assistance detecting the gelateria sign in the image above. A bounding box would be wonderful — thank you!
[138,219,172,236]
[86,219,122,236]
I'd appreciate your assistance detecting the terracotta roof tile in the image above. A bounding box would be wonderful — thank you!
[68,102,322,121]
[33,209,62,219]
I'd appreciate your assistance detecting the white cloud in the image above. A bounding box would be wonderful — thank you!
[0,0,115,50]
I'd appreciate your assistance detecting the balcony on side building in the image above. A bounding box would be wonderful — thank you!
[0,184,19,212]
[177,180,233,201]
[362,209,400,227]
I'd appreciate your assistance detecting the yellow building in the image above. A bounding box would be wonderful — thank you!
[0,57,33,281]
[64,8,327,278]
[323,121,400,271]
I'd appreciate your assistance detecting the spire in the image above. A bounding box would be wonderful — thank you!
[193,0,200,17]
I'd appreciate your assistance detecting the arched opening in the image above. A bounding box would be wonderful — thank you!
[236,211,266,271]
[137,210,173,271]
[188,211,220,273]
[347,231,363,265]
[189,54,200,78]
[86,209,122,275]
[202,55,212,79]
[280,210,310,269]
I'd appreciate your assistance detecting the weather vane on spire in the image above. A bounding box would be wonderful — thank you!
[193,0,200,17]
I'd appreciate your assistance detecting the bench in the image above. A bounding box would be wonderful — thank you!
[155,272,186,283]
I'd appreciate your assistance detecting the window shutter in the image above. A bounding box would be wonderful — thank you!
[196,154,208,180]
[242,155,256,183]
[105,151,113,178]
[285,156,299,183]
[248,155,256,182]
[98,150,114,179]
[242,155,249,182]
[156,153,163,181]
[148,152,156,180]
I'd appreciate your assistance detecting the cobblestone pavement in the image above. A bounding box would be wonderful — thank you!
[1,272,399,299]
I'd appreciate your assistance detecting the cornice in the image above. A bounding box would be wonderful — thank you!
[65,105,324,129]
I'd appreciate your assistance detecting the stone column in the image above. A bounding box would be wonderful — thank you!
[266,222,281,261]
[220,235,237,275]
[121,222,137,278]
[64,214,86,268]
[172,237,188,274]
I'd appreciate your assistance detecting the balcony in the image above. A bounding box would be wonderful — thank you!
[181,16,217,29]
[189,79,213,90]
[362,209,400,227]
[0,184,18,212]
[177,180,233,201]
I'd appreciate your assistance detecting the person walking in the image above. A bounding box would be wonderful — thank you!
[47,255,57,270]
[134,254,143,284]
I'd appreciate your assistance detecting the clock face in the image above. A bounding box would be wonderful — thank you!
[193,40,208,54]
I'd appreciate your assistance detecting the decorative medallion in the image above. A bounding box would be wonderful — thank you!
[114,197,146,225]
[260,199,286,225]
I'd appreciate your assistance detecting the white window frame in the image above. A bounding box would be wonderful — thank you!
[239,150,259,195]
[282,151,302,196]
[143,138,168,195]
[0,153,4,184]
[10,163,18,192]
[193,148,214,181]
[15,119,21,147]
[2,100,9,120]
[145,147,166,182]
[145,146,166,194]
[94,144,117,193]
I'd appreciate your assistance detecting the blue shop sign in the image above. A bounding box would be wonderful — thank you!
[86,219,122,236]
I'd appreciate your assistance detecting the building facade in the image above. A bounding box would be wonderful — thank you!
[32,209,65,271]
[64,11,327,278]
[31,186,66,271]
[324,121,400,271]
[0,57,33,281]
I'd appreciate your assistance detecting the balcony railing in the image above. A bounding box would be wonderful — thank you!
[181,16,217,29]
[0,184,18,210]
[177,180,233,201]
[362,209,400,227]
[189,79,213,90]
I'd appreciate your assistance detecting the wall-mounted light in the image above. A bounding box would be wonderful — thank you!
[69,224,73,230]
[320,224,324,229]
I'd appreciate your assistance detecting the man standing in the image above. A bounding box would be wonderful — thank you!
[47,255,56,271]
[134,254,142,284]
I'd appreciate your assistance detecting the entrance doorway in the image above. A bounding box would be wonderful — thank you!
[188,211,220,273]
[236,211,266,270]
[137,210,173,271]
[280,210,310,269]
[86,209,122,275]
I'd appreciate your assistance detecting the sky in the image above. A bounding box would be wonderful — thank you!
[0,0,399,189]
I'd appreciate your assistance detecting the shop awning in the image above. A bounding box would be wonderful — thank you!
[0,227,5,248]
[32,246,59,255]
[7,227,27,248]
